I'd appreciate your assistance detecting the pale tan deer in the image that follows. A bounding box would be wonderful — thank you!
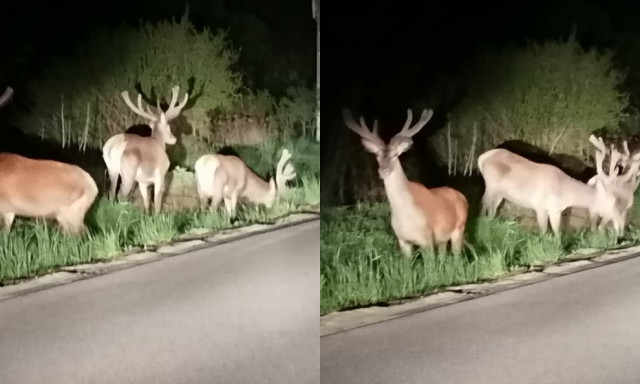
[194,149,297,216]
[102,86,188,214]
[0,87,98,234]
[587,137,640,234]
[478,136,625,237]
[343,108,469,256]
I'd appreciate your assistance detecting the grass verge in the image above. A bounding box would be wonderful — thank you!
[0,139,319,284]
[321,195,640,315]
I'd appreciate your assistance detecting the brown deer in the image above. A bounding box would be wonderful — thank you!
[102,86,189,214]
[0,87,98,234]
[342,108,469,256]
[588,137,640,234]
[478,135,624,237]
[194,149,297,216]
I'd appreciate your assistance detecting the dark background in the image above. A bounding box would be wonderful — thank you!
[321,0,640,204]
[0,0,315,116]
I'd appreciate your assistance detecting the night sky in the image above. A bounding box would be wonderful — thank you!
[321,0,640,187]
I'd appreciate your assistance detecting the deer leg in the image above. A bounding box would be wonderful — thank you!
[196,180,209,210]
[153,178,164,215]
[589,210,600,231]
[450,228,464,254]
[138,183,151,214]
[535,210,549,234]
[549,211,562,237]
[2,213,15,234]
[398,238,413,257]
[229,191,240,217]
[480,191,493,216]
[210,192,223,213]
[107,169,119,200]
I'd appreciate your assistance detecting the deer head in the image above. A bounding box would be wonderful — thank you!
[342,108,434,178]
[275,148,296,192]
[588,135,640,185]
[121,85,189,146]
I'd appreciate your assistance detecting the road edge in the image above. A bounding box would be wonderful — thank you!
[320,244,640,337]
[0,211,319,302]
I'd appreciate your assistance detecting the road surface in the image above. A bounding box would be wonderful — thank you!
[0,220,319,384]
[322,254,640,384]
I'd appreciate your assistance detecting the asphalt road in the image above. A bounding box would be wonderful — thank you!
[322,255,640,384]
[0,220,319,384]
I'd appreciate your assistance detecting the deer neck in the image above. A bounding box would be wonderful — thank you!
[381,158,419,213]
[560,177,600,210]
[150,129,167,149]
[244,172,277,207]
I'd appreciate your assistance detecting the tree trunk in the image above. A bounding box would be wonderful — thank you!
[314,0,320,142]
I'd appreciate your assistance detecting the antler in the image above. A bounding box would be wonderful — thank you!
[0,86,14,109]
[342,109,385,148]
[121,91,158,122]
[589,135,609,177]
[396,108,434,139]
[608,144,622,180]
[276,149,296,190]
[163,86,189,121]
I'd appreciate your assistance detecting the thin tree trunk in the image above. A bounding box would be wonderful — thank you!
[314,0,320,142]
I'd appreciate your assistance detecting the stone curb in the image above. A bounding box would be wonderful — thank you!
[0,211,319,303]
[320,243,640,337]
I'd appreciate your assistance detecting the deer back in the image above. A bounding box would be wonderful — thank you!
[0,153,97,216]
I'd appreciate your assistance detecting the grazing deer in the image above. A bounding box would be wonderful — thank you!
[102,86,189,214]
[343,108,469,256]
[588,137,640,234]
[0,87,98,234]
[478,135,625,237]
[194,149,297,216]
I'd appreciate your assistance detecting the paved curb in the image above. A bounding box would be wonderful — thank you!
[320,243,640,337]
[0,211,319,303]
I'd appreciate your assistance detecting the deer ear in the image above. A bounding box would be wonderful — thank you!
[393,140,412,155]
[587,176,596,186]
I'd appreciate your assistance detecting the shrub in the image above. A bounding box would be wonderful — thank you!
[17,14,242,149]
[430,35,631,175]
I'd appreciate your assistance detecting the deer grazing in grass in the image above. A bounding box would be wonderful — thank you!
[102,86,189,214]
[587,136,640,234]
[194,149,297,216]
[343,108,469,256]
[478,135,625,237]
[0,87,98,234]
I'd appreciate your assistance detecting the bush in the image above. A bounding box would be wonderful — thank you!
[17,14,242,149]
[430,35,631,175]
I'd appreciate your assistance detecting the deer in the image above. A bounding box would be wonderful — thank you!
[587,137,640,234]
[477,135,625,237]
[194,149,297,217]
[0,87,98,234]
[342,108,469,256]
[102,86,189,214]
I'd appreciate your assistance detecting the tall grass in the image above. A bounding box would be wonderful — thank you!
[321,195,638,315]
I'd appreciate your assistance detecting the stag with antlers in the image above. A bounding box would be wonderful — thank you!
[587,136,640,235]
[0,87,98,234]
[478,135,626,237]
[102,86,189,214]
[343,108,469,256]
[194,149,297,217]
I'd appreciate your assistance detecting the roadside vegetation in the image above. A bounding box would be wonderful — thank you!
[0,137,319,283]
[320,192,640,315]
[0,13,318,283]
